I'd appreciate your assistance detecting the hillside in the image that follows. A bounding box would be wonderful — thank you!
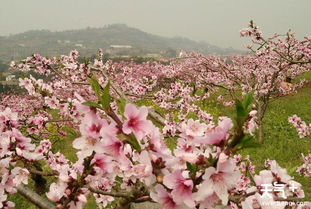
[0,24,240,62]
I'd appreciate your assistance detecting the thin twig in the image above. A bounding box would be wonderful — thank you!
[88,186,132,199]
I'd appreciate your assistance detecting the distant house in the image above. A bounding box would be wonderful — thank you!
[145,53,161,58]
[5,75,15,81]
[110,45,132,49]
[108,45,133,56]
[74,44,84,48]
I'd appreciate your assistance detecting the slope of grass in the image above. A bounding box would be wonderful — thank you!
[240,83,311,200]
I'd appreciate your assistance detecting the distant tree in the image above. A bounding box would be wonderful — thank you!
[0,60,8,73]
[164,48,177,58]
[0,73,5,81]
[102,53,111,62]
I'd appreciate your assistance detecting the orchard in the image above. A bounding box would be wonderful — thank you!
[0,22,311,209]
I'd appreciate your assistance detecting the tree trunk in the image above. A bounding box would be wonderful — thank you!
[256,100,267,144]
[258,120,264,144]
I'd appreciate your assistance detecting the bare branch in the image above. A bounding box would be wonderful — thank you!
[17,184,55,209]
[29,169,59,176]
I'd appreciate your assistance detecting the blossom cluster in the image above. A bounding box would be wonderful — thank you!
[288,115,310,138]
[297,154,311,177]
[0,101,305,209]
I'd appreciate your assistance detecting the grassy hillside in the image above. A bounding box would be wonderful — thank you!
[0,24,240,62]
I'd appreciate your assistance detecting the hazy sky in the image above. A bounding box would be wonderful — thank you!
[0,0,310,49]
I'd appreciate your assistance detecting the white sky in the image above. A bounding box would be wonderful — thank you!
[0,0,310,49]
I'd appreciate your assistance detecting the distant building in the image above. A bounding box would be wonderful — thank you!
[110,45,132,49]
[5,75,15,81]
[74,44,84,48]
[145,53,161,58]
[108,45,133,56]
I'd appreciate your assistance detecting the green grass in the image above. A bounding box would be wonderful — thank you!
[240,83,311,200]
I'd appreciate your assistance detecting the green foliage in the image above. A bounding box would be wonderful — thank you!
[126,136,142,153]
[88,76,111,110]
[82,101,102,109]
[186,162,197,175]
[89,76,102,97]
[0,60,8,73]
[116,97,126,115]
[236,135,260,150]
[235,92,253,127]
[100,81,111,110]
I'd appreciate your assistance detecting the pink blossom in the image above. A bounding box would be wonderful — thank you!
[80,111,106,139]
[46,181,67,202]
[180,119,207,137]
[150,185,181,209]
[288,115,310,138]
[94,194,114,208]
[240,28,250,37]
[163,170,195,208]
[0,108,18,123]
[0,189,8,209]
[72,135,104,157]
[102,135,124,157]
[122,104,153,140]
[198,117,233,145]
[91,154,113,174]
[134,151,154,186]
[11,167,29,186]
[44,96,59,109]
[195,159,241,205]
[73,112,106,156]
[197,193,220,209]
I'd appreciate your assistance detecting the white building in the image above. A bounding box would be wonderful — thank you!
[6,75,16,81]
[110,45,132,49]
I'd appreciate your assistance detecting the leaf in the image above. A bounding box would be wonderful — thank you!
[89,76,101,97]
[82,101,102,109]
[236,100,246,118]
[186,162,197,174]
[235,92,254,127]
[208,153,217,167]
[242,92,254,110]
[100,81,111,110]
[63,126,80,138]
[115,176,123,183]
[116,97,126,115]
[236,135,261,149]
[126,136,142,153]
[235,100,246,126]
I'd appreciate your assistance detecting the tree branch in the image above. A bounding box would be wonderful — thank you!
[17,184,55,209]
[88,186,132,199]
